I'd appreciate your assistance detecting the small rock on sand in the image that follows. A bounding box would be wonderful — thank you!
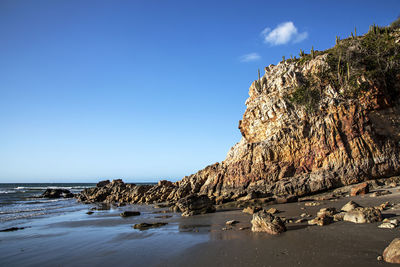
[226,220,239,225]
[350,182,369,196]
[243,206,262,214]
[305,202,320,207]
[251,210,286,235]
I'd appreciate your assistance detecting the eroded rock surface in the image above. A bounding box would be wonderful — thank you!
[383,238,400,264]
[251,210,286,234]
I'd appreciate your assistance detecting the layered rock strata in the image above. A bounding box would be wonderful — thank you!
[78,29,400,206]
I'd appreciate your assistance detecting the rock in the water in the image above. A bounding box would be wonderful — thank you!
[251,210,286,235]
[41,189,74,198]
[176,195,215,216]
[243,206,262,214]
[343,207,382,224]
[350,183,369,196]
[0,227,25,232]
[383,238,400,263]
[86,211,94,215]
[341,201,361,212]
[133,222,168,230]
[120,211,141,217]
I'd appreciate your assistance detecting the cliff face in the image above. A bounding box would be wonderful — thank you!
[79,27,400,204]
[168,28,400,202]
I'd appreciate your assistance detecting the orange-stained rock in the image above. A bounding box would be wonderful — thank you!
[350,183,369,196]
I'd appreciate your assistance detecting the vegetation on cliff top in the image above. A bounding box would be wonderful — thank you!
[288,19,400,112]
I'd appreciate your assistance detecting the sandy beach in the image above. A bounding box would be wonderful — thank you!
[1,183,399,267]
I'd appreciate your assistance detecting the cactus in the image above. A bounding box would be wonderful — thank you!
[347,62,350,81]
[258,68,260,81]
[351,32,354,39]
[299,49,305,57]
[337,52,342,80]
[282,56,285,62]
[311,46,315,59]
[354,27,357,38]
[290,54,293,60]
[336,36,340,45]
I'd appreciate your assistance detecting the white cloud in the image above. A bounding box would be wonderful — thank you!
[261,22,308,45]
[239,53,261,62]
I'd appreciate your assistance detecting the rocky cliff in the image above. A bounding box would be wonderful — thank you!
[78,25,400,205]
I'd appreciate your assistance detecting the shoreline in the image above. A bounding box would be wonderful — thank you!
[1,182,400,266]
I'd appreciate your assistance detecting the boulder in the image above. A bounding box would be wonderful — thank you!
[350,182,369,196]
[251,210,286,235]
[176,195,215,216]
[383,238,400,264]
[343,207,382,224]
[41,189,74,198]
[341,201,361,212]
[120,211,141,217]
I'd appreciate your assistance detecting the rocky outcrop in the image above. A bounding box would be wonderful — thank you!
[41,189,74,198]
[78,28,400,206]
[176,195,215,216]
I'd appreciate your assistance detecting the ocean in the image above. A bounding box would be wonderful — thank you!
[0,183,94,228]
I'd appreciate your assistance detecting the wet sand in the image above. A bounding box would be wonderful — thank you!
[1,186,400,266]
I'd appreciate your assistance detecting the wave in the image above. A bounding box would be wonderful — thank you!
[14,186,90,190]
[0,190,17,194]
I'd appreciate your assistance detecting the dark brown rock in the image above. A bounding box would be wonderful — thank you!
[120,211,141,217]
[176,195,215,216]
[41,189,74,198]
[132,222,168,230]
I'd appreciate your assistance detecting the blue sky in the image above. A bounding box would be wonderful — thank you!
[0,0,399,182]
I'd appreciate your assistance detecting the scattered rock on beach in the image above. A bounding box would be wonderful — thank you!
[41,189,74,199]
[305,202,320,207]
[379,219,399,229]
[370,190,392,197]
[308,214,333,226]
[383,238,400,263]
[176,195,215,216]
[251,210,286,235]
[120,211,141,217]
[243,206,262,214]
[133,222,168,230]
[86,211,94,215]
[226,220,239,225]
[350,182,369,196]
[343,207,382,224]
[333,212,346,222]
[266,207,279,214]
[341,201,361,212]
